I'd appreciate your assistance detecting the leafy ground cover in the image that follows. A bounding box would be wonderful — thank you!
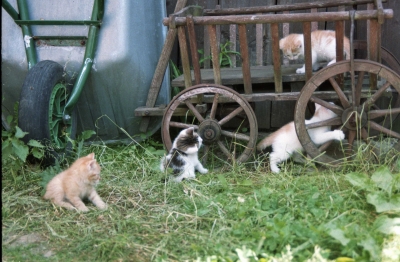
[2,132,399,261]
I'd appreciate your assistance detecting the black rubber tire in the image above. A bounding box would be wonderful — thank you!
[18,60,77,165]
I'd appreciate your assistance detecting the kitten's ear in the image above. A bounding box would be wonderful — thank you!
[87,153,95,159]
[315,103,321,111]
[186,127,194,136]
[88,160,97,171]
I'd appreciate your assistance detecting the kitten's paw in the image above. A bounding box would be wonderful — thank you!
[270,165,280,174]
[98,203,107,210]
[198,168,208,174]
[296,67,305,74]
[333,130,345,141]
[78,206,89,212]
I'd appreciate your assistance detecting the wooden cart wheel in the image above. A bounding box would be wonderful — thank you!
[295,60,400,164]
[161,84,258,164]
[353,40,400,75]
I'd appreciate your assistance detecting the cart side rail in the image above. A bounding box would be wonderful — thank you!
[165,2,392,94]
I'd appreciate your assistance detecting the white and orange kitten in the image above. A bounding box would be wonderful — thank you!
[44,153,107,212]
[257,103,345,173]
[160,127,208,182]
[279,30,350,74]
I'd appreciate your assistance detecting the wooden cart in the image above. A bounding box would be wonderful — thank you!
[135,0,400,166]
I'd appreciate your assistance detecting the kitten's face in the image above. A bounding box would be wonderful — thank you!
[176,127,202,153]
[87,161,101,186]
[279,34,303,60]
[79,153,101,186]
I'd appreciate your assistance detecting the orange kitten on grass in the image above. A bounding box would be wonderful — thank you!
[279,30,350,74]
[44,153,107,212]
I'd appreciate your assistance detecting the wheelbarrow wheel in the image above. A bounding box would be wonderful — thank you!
[161,84,258,165]
[294,60,400,165]
[18,60,77,165]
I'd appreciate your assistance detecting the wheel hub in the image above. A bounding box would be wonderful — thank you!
[198,119,221,145]
[341,106,368,130]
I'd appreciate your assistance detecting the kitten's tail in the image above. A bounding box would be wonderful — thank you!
[256,135,274,151]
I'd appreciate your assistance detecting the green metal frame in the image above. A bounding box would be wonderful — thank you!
[1,0,104,122]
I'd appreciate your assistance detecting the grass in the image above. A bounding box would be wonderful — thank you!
[2,132,399,262]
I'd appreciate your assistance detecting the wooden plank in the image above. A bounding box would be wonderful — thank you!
[208,24,222,85]
[311,8,318,31]
[186,16,202,85]
[171,64,308,87]
[255,101,271,129]
[271,23,282,93]
[196,0,218,69]
[256,13,263,66]
[177,26,192,88]
[271,101,296,128]
[303,22,312,81]
[238,24,252,94]
[229,24,237,67]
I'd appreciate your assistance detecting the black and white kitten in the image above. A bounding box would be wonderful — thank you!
[160,127,208,182]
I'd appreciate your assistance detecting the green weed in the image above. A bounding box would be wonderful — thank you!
[2,104,45,175]
[2,134,399,261]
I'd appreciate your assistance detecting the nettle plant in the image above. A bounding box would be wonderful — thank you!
[346,165,400,214]
[2,108,45,170]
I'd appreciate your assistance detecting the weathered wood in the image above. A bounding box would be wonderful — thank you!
[163,9,393,26]
[208,25,222,84]
[271,23,282,93]
[186,89,379,103]
[229,24,237,67]
[177,26,192,88]
[238,24,252,94]
[311,8,318,31]
[271,101,296,127]
[256,15,263,66]
[135,104,207,116]
[171,64,309,87]
[368,5,380,90]
[255,101,271,129]
[187,16,202,85]
[203,0,384,15]
[303,22,312,81]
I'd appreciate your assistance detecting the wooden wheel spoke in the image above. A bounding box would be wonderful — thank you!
[305,116,342,129]
[368,121,400,139]
[169,121,198,129]
[310,96,343,115]
[318,141,333,152]
[361,128,369,141]
[200,145,210,164]
[185,100,204,122]
[328,77,350,108]
[354,71,365,106]
[347,130,356,153]
[368,108,400,120]
[220,130,250,142]
[218,107,244,126]
[364,81,392,107]
[217,140,232,159]
[209,93,219,120]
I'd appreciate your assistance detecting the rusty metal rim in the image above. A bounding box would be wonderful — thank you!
[161,84,258,164]
[294,59,400,164]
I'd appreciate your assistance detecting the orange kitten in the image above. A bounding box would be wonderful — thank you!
[279,30,350,74]
[44,153,107,212]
